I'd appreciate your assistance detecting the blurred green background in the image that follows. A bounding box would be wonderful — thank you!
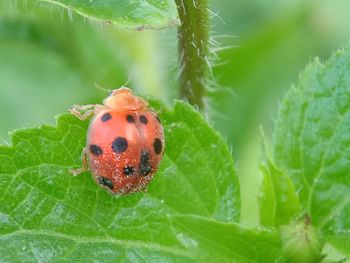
[1,0,350,225]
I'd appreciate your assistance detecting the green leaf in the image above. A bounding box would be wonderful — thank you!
[259,159,301,227]
[170,214,282,262]
[0,100,241,261]
[273,47,350,236]
[41,0,179,29]
[325,235,350,260]
[258,129,300,227]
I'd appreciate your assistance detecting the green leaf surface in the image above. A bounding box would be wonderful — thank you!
[325,234,350,259]
[0,100,241,261]
[273,47,350,235]
[259,159,300,227]
[41,0,179,29]
[170,214,282,263]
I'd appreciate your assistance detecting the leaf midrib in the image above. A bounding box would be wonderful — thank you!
[0,229,193,258]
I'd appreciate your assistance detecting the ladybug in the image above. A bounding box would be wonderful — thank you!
[69,87,165,195]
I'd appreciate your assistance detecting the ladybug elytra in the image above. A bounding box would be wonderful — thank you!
[69,87,165,195]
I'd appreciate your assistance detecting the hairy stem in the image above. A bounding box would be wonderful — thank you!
[175,0,209,110]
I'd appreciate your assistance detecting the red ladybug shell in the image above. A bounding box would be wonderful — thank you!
[86,88,164,195]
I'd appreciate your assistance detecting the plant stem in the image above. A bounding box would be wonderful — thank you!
[175,0,209,110]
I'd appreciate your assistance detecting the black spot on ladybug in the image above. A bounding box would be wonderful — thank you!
[90,144,103,156]
[97,176,114,189]
[140,115,148,125]
[126,114,135,123]
[101,112,112,122]
[153,138,162,155]
[124,165,134,176]
[112,137,128,153]
[140,149,152,176]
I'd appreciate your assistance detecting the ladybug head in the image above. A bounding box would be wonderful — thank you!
[103,87,148,111]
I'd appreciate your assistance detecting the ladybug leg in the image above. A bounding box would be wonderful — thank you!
[68,104,96,120]
[69,147,89,176]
